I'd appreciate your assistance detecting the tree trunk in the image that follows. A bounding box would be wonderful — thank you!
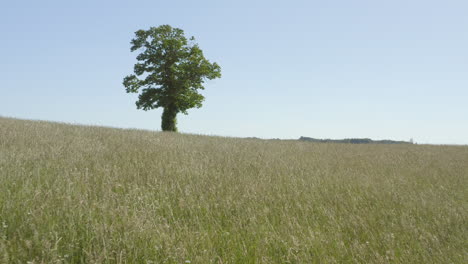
[161,105,178,132]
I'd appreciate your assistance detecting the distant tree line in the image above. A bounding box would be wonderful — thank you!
[299,137,413,144]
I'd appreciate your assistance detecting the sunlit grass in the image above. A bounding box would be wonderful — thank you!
[0,117,467,263]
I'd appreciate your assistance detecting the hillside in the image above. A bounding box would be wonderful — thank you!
[0,117,467,263]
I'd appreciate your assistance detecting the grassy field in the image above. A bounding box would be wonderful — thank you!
[0,117,467,263]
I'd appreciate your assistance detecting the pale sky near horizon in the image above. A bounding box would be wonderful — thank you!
[1,0,467,145]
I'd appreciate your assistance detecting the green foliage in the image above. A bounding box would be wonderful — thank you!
[161,106,178,132]
[123,25,221,131]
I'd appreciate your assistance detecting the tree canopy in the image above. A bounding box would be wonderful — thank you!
[123,25,221,131]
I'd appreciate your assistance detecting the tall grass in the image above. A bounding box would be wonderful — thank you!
[0,117,467,263]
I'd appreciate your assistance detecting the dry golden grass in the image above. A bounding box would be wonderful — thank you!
[0,117,467,263]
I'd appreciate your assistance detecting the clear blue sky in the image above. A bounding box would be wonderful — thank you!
[1,0,467,144]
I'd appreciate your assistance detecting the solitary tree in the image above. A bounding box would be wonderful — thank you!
[123,25,221,131]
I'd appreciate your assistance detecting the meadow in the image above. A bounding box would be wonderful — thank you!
[0,117,467,263]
